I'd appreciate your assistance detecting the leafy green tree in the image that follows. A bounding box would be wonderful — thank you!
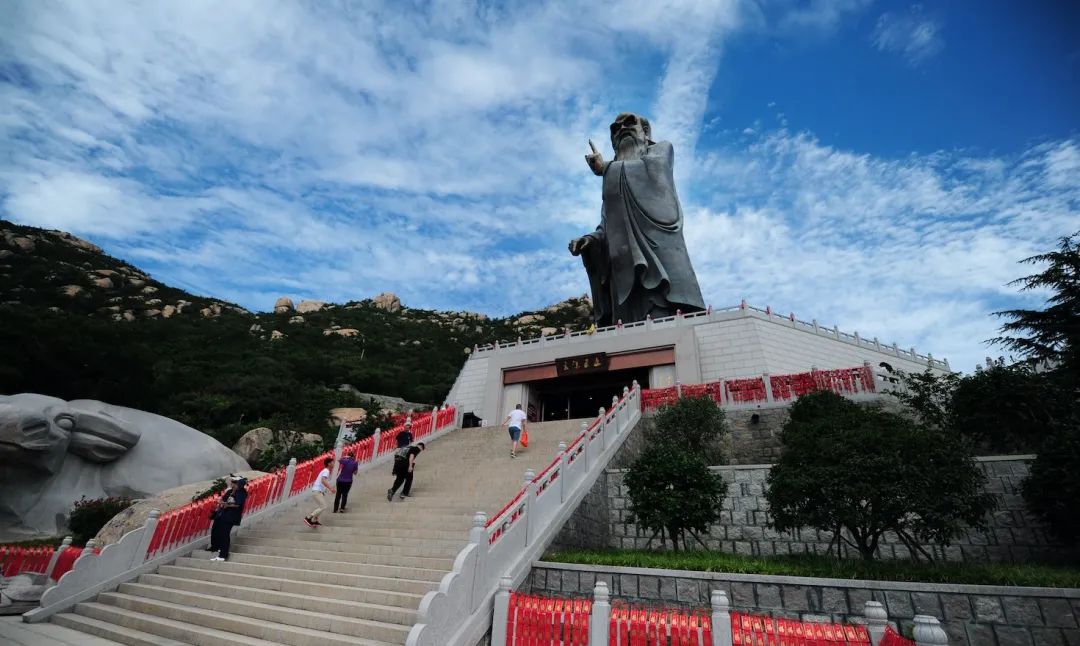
[766,391,997,561]
[950,364,1064,452]
[624,445,727,551]
[625,396,730,551]
[992,231,1080,381]
[888,367,959,431]
[648,395,728,463]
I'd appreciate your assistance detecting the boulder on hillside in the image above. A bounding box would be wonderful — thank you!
[274,297,294,314]
[141,286,158,295]
[232,428,322,464]
[515,314,545,325]
[270,330,285,341]
[11,236,35,253]
[56,231,101,253]
[541,327,558,336]
[93,277,113,289]
[372,292,401,313]
[161,305,176,318]
[288,315,304,324]
[323,328,359,337]
[60,285,83,297]
[296,300,326,314]
[128,278,145,288]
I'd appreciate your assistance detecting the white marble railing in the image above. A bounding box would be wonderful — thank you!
[470,302,950,371]
[405,386,643,646]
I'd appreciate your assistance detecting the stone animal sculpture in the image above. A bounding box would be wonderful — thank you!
[0,394,250,538]
[569,112,706,325]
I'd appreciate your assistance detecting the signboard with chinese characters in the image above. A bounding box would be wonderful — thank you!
[556,352,609,376]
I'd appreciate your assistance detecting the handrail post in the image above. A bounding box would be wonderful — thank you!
[580,421,590,467]
[711,590,732,646]
[492,576,513,646]
[912,615,949,646]
[468,511,489,613]
[556,443,568,503]
[598,407,607,451]
[44,537,72,579]
[129,510,160,568]
[590,581,612,646]
[282,458,297,498]
[863,600,888,646]
[762,373,774,403]
[454,402,464,428]
[522,470,537,546]
[430,407,438,435]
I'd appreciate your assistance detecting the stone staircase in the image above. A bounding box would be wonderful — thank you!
[49,419,588,646]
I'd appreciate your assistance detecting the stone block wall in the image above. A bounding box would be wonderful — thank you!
[524,563,1080,646]
[556,456,1065,563]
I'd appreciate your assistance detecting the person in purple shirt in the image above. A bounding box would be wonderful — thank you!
[333,455,359,513]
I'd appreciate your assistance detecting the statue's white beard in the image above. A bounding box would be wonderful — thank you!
[614,134,645,161]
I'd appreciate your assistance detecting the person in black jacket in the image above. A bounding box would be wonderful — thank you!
[210,476,247,562]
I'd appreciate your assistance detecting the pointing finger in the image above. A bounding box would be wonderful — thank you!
[588,139,599,154]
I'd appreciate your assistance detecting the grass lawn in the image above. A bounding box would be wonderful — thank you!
[543,550,1080,588]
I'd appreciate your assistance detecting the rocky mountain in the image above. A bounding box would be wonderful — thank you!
[0,219,593,446]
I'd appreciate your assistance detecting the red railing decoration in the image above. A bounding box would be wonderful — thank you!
[50,546,86,580]
[731,611,870,645]
[0,545,53,577]
[879,626,916,646]
[0,544,97,580]
[610,602,712,646]
[641,366,877,412]
[506,592,591,646]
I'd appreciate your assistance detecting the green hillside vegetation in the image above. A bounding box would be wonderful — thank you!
[0,220,592,447]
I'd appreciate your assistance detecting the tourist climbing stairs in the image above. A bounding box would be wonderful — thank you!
[49,419,589,646]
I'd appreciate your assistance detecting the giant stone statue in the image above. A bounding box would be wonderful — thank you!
[0,394,250,539]
[569,112,706,325]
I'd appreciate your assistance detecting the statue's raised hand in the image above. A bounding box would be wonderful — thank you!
[585,140,606,176]
[568,236,592,256]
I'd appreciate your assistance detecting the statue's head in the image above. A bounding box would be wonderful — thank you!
[0,395,140,475]
[609,112,653,156]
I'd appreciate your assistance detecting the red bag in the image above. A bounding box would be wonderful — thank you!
[520,430,529,448]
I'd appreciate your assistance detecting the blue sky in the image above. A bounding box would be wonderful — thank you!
[1,0,1077,372]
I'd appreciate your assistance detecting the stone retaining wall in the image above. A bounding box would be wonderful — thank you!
[525,562,1080,646]
[553,456,1066,563]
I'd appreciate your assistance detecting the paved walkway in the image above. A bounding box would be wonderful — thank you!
[0,616,123,645]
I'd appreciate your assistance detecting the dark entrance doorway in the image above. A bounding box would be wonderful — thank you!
[530,367,649,421]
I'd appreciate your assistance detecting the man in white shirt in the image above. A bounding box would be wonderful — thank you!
[304,457,336,528]
[502,404,528,459]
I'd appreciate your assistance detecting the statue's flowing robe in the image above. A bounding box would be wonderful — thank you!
[581,141,705,325]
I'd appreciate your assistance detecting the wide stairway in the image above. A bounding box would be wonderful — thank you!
[50,420,588,646]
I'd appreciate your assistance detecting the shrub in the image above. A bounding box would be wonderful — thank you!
[191,477,228,502]
[766,391,997,561]
[68,496,134,545]
[624,445,727,551]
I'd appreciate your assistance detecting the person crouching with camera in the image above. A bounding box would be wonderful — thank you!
[210,476,247,562]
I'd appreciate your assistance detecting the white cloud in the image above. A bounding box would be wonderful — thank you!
[872,5,944,66]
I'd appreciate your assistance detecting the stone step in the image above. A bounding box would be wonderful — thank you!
[96,591,409,644]
[53,612,193,646]
[251,524,467,541]
[75,604,345,646]
[238,529,464,549]
[173,556,444,589]
[231,538,459,559]
[121,580,417,628]
[153,566,425,607]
